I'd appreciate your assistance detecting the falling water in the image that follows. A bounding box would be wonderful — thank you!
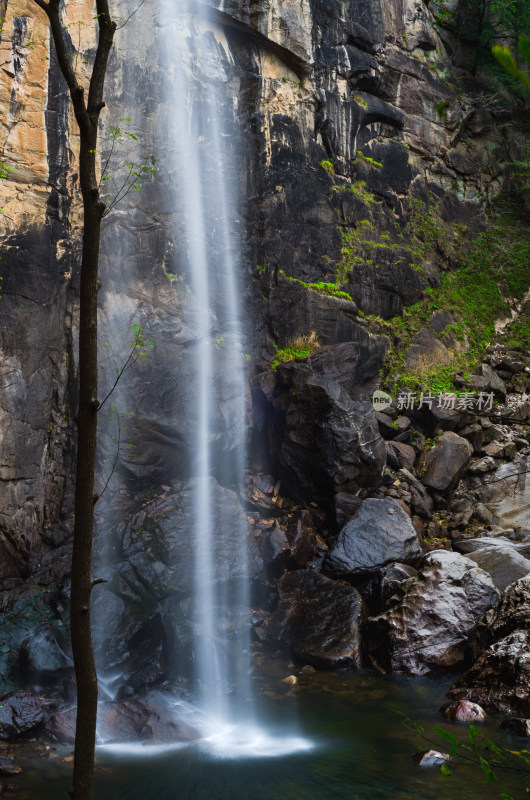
[159,0,254,733]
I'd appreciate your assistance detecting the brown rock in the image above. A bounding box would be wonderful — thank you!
[421,432,473,493]
[440,700,486,722]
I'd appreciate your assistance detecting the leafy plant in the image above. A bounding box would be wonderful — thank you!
[270,331,320,370]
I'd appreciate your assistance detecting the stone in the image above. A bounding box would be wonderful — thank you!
[462,547,530,592]
[470,364,507,402]
[288,510,328,569]
[404,327,452,373]
[334,492,363,529]
[269,344,387,502]
[364,551,499,675]
[467,456,497,474]
[439,700,486,722]
[364,562,418,611]
[458,424,484,453]
[385,441,416,471]
[269,570,363,669]
[397,469,433,519]
[420,432,473,493]
[449,576,530,715]
[42,699,199,745]
[375,411,397,439]
[0,690,48,740]
[326,498,422,579]
[413,749,451,767]
[0,757,22,776]
[19,624,73,685]
[257,522,291,575]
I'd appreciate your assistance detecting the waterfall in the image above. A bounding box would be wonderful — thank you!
[159,0,255,734]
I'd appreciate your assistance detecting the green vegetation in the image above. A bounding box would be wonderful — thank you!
[270,331,320,370]
[376,207,530,393]
[319,159,335,176]
[355,150,383,168]
[283,275,354,302]
[401,714,530,800]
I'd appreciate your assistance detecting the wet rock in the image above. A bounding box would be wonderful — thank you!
[257,522,291,575]
[364,562,418,611]
[0,690,48,739]
[270,570,363,669]
[375,412,397,439]
[414,749,451,767]
[440,700,486,722]
[500,718,530,737]
[364,551,499,675]
[42,699,199,745]
[269,344,386,502]
[19,624,73,686]
[420,432,473,493]
[449,576,530,715]
[326,498,422,580]
[287,510,328,569]
[334,492,363,529]
[397,469,433,519]
[462,547,530,592]
[0,757,22,776]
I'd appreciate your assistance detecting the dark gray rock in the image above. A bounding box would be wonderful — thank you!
[500,718,530,737]
[421,432,473,492]
[364,561,418,611]
[0,690,49,740]
[404,327,452,373]
[385,440,416,471]
[397,469,433,519]
[269,344,387,502]
[469,364,507,402]
[270,570,363,669]
[364,551,499,674]
[19,624,72,685]
[449,576,530,715]
[326,497,422,579]
[462,547,530,592]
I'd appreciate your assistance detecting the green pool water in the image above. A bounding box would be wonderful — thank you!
[10,671,524,800]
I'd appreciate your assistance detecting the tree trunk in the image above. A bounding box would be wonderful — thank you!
[31,1,115,797]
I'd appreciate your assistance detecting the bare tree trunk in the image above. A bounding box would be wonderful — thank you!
[32,1,116,797]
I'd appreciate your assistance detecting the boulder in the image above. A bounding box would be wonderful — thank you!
[364,562,418,611]
[449,576,530,715]
[287,510,328,569]
[397,468,433,519]
[269,344,387,502]
[364,551,499,674]
[269,570,363,669]
[326,498,422,579]
[42,699,199,745]
[462,547,530,592]
[404,328,452,373]
[0,690,48,740]
[385,441,416,471]
[19,624,73,685]
[440,700,486,722]
[420,432,473,493]
[470,364,507,402]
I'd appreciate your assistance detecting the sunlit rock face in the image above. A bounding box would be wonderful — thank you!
[0,0,524,695]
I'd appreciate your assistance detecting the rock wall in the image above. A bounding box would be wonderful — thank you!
[0,0,528,704]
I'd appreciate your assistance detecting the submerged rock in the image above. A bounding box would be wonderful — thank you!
[439,700,486,723]
[413,749,451,767]
[326,497,422,580]
[364,551,499,674]
[270,570,363,669]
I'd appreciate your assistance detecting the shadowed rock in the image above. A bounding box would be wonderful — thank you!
[421,432,473,493]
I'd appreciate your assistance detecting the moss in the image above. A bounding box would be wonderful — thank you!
[284,275,354,302]
[353,93,368,108]
[355,150,383,168]
[271,331,320,370]
[319,159,335,176]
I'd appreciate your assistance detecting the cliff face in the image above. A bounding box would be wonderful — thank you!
[0,0,527,698]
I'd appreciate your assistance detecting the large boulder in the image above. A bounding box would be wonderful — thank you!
[269,570,363,669]
[364,551,499,674]
[19,624,73,686]
[420,432,473,493]
[268,344,387,502]
[0,690,49,739]
[449,576,530,715]
[42,699,199,745]
[326,497,422,579]
[462,546,530,592]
